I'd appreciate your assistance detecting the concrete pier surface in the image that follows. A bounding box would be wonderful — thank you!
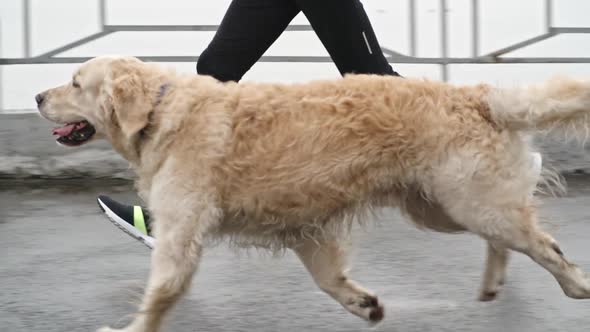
[2,179,590,332]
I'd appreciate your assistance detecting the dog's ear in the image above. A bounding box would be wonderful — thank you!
[108,69,151,139]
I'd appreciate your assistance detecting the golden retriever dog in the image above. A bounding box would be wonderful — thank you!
[37,56,590,332]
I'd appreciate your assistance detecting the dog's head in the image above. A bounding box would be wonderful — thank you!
[36,56,157,151]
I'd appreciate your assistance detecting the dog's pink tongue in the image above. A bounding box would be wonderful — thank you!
[52,123,77,137]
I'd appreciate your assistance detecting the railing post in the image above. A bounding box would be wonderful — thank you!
[409,0,417,57]
[440,0,449,81]
[23,0,31,57]
[0,17,3,112]
[546,0,553,32]
[99,0,106,28]
[472,0,479,57]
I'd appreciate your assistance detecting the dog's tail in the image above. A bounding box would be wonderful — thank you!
[487,77,590,140]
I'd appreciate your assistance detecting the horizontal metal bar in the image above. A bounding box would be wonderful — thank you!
[37,31,113,58]
[380,47,406,57]
[427,57,590,64]
[6,56,590,65]
[551,27,590,34]
[486,32,555,57]
[0,56,328,64]
[104,24,313,32]
[0,108,38,114]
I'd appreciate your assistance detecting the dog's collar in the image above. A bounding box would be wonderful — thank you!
[137,83,170,142]
[155,83,171,107]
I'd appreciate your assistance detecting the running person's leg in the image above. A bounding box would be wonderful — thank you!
[97,195,155,248]
[97,0,300,246]
[197,0,300,81]
[295,0,400,76]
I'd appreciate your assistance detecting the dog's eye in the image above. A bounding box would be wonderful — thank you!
[72,81,81,89]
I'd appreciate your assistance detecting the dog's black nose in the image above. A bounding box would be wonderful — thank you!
[35,93,45,106]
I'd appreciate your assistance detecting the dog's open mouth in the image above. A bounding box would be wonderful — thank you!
[52,120,96,146]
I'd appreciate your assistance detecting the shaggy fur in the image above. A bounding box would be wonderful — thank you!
[37,56,590,332]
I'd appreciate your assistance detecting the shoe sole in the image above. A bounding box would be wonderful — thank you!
[97,198,155,249]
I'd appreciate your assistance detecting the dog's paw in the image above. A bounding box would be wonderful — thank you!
[478,290,499,302]
[478,276,505,302]
[345,294,385,323]
[560,270,590,299]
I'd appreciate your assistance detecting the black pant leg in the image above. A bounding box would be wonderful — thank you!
[295,0,400,77]
[197,0,300,82]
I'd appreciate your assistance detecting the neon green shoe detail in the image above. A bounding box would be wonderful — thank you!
[133,206,148,235]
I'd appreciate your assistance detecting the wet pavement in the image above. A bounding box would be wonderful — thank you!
[2,178,590,332]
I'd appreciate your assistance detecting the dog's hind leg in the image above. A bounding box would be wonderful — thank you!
[479,242,509,301]
[402,192,510,301]
[291,238,384,323]
[98,189,221,332]
[441,194,590,300]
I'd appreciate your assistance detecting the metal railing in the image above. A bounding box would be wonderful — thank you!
[1,0,590,112]
[3,0,589,66]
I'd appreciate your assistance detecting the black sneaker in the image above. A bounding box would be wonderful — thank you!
[97,195,155,249]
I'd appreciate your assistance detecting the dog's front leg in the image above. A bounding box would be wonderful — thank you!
[292,238,384,323]
[99,187,221,332]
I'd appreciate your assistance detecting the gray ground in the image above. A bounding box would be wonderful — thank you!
[2,179,590,332]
